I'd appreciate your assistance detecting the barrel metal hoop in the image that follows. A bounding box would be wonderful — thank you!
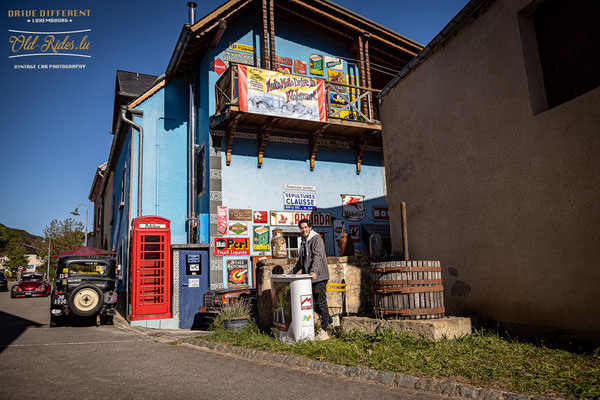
[376,307,445,316]
[371,266,441,273]
[372,285,444,294]
[373,279,443,286]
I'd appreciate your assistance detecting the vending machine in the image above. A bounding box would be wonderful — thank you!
[130,216,171,321]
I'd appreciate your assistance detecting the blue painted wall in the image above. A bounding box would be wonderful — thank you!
[129,78,189,245]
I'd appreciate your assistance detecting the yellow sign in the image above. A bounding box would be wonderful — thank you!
[229,42,254,54]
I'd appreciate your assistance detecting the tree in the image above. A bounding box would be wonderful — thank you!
[33,218,85,279]
[5,242,28,275]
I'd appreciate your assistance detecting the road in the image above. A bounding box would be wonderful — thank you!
[0,284,455,400]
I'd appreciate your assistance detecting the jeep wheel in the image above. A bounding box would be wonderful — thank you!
[68,284,103,317]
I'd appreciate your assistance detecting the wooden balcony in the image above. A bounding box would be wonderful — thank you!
[209,64,383,174]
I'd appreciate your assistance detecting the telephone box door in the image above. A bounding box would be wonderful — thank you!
[131,216,171,321]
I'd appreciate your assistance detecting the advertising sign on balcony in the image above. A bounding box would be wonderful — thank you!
[238,65,327,122]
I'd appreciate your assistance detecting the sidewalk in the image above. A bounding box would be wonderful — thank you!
[113,313,559,400]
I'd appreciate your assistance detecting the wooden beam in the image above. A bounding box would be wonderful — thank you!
[226,114,242,166]
[269,0,276,71]
[309,126,328,171]
[209,20,227,49]
[258,117,277,168]
[355,135,369,175]
[287,0,419,57]
[262,0,270,70]
[363,32,373,120]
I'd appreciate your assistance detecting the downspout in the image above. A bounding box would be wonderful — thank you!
[189,72,197,243]
[188,2,197,243]
[121,106,144,218]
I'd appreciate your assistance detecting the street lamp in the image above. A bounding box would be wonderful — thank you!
[71,203,89,246]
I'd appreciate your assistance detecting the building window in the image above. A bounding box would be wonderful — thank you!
[283,233,301,258]
[521,0,600,112]
[119,166,126,209]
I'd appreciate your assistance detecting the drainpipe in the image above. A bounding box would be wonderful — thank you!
[121,106,144,217]
[187,2,198,243]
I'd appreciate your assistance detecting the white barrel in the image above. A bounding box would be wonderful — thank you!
[271,274,315,343]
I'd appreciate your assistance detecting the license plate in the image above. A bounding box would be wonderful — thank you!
[53,294,67,305]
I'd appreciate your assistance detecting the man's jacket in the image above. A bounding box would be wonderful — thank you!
[292,229,329,282]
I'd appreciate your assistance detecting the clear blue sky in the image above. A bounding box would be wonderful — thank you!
[1,0,468,236]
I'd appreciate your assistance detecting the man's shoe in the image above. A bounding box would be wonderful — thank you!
[315,329,330,341]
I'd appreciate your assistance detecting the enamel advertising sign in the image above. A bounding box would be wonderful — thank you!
[227,259,249,286]
[253,210,268,223]
[217,206,228,235]
[342,194,365,221]
[214,237,250,256]
[283,192,317,210]
[228,222,248,235]
[253,226,270,251]
[270,211,331,226]
[238,65,327,122]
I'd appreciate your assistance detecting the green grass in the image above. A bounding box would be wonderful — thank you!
[203,324,600,399]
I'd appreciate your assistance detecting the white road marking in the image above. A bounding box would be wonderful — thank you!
[1,339,149,348]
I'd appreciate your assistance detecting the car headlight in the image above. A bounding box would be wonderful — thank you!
[12,286,21,291]
[38,285,46,291]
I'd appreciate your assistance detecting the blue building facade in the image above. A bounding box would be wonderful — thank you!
[98,0,422,327]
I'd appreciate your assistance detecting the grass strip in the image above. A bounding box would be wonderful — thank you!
[203,324,599,399]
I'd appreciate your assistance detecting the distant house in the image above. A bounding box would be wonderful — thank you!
[379,0,600,344]
[0,244,41,273]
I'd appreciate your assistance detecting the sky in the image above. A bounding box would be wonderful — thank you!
[1,0,468,236]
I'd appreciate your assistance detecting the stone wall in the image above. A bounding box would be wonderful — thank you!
[255,256,373,329]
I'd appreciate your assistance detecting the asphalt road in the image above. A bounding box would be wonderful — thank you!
[0,284,455,400]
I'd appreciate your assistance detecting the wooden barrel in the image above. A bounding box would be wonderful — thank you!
[371,260,445,320]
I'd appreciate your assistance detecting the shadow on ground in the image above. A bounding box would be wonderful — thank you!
[0,310,43,353]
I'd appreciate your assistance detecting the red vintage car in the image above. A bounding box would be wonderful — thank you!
[11,272,51,298]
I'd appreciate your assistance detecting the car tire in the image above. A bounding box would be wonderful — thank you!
[68,284,103,317]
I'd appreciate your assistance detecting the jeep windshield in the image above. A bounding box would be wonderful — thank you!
[67,261,108,276]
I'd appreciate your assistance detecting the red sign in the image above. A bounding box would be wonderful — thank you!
[217,206,227,235]
[275,64,292,74]
[253,210,268,223]
[212,58,227,75]
[274,55,292,66]
[18,266,23,271]
[214,237,250,256]
[294,59,307,75]
[373,206,390,221]
[300,294,313,310]
[349,224,361,243]
[270,211,331,226]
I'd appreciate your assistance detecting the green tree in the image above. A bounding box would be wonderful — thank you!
[33,218,84,279]
[5,242,28,275]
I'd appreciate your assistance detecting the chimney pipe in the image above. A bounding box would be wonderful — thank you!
[187,2,197,25]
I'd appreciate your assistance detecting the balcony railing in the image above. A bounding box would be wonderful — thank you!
[214,63,381,124]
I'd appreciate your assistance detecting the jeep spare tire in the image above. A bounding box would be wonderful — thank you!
[68,284,103,317]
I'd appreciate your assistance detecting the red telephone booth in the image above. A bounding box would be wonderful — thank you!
[130,216,172,321]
